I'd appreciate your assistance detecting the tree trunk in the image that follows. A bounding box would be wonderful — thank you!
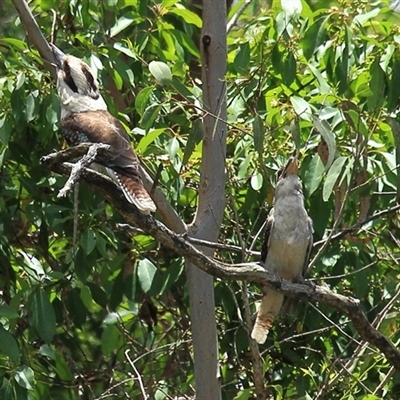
[186,1,227,399]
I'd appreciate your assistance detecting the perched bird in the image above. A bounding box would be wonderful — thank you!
[49,43,156,215]
[251,156,313,344]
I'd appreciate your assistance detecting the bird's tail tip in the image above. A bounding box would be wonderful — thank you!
[251,315,274,344]
[111,171,157,214]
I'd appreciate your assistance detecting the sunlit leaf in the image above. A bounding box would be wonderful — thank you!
[323,156,347,201]
[312,116,337,169]
[149,61,172,85]
[169,8,202,27]
[110,17,135,37]
[14,366,34,390]
[250,172,263,191]
[253,115,264,156]
[183,119,204,164]
[291,96,312,121]
[304,154,324,195]
[137,259,157,293]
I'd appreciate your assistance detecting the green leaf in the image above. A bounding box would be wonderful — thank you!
[20,251,45,279]
[0,116,11,146]
[303,16,328,60]
[55,350,73,381]
[0,305,19,319]
[291,96,312,121]
[25,93,35,122]
[337,26,350,95]
[250,172,263,191]
[281,0,302,17]
[253,115,264,156]
[80,229,96,255]
[283,51,296,85]
[323,156,347,201]
[39,344,55,360]
[14,366,34,390]
[140,104,162,131]
[388,118,400,201]
[110,17,135,37]
[234,43,250,73]
[183,119,204,164]
[29,290,56,343]
[101,324,123,356]
[87,283,108,308]
[137,128,165,153]
[137,259,157,293]
[135,86,155,117]
[312,116,337,169]
[367,58,385,111]
[304,154,324,195]
[233,388,251,400]
[388,57,400,112]
[67,289,87,329]
[149,61,173,85]
[113,42,137,59]
[169,8,202,27]
[80,285,93,310]
[15,72,25,90]
[0,325,20,363]
[0,378,13,399]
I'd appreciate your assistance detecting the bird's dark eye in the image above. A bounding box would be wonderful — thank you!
[63,61,79,93]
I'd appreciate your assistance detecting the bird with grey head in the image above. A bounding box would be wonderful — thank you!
[251,156,313,344]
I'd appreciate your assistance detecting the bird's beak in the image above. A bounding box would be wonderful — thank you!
[283,156,298,176]
[49,43,65,69]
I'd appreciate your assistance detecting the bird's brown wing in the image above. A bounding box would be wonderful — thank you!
[301,217,314,277]
[62,110,139,172]
[61,110,156,214]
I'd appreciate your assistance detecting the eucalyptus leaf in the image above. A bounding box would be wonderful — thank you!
[149,61,173,85]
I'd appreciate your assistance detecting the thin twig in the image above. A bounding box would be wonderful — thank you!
[58,143,109,198]
[42,149,400,373]
[313,204,400,247]
[125,350,149,399]
[72,182,79,248]
[227,0,252,33]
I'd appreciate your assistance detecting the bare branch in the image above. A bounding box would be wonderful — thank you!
[12,0,57,78]
[314,204,400,247]
[57,143,110,198]
[41,151,400,372]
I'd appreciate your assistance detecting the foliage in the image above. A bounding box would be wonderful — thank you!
[0,0,399,399]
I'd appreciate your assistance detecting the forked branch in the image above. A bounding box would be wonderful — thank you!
[41,146,400,372]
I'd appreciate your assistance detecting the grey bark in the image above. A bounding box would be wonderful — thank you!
[186,1,227,399]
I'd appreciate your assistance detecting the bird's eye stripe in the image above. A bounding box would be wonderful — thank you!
[81,65,99,99]
[63,62,79,93]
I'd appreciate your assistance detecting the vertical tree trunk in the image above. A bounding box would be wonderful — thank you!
[186,1,227,399]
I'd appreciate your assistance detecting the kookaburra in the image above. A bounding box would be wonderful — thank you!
[50,43,156,215]
[251,156,313,344]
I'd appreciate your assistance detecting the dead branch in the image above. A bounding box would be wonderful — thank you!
[40,146,400,372]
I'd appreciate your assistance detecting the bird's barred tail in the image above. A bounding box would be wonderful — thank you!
[251,290,285,344]
[251,314,274,344]
[109,169,156,215]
